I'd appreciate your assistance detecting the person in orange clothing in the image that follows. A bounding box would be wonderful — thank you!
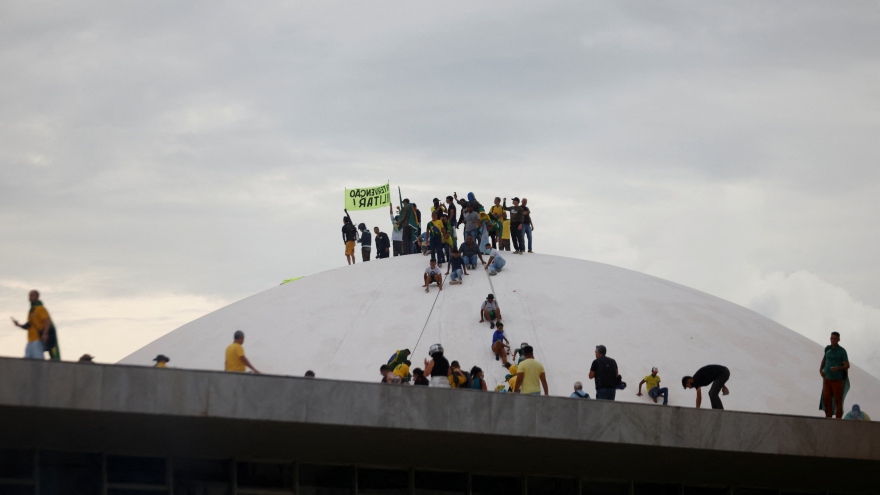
[225,330,261,373]
[10,290,56,360]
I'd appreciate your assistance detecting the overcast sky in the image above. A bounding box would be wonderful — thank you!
[2,1,879,376]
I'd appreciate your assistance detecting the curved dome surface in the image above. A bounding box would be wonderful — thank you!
[120,254,880,416]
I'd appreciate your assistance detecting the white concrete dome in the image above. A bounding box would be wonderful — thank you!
[120,254,880,416]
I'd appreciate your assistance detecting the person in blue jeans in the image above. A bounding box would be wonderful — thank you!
[445,249,468,285]
[458,236,484,269]
[589,345,619,400]
[484,243,506,275]
[521,198,534,253]
[637,367,669,405]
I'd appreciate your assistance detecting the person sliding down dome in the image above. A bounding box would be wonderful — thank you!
[423,260,443,293]
[484,243,506,276]
[479,294,502,328]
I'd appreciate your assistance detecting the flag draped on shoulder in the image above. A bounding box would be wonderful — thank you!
[345,183,391,210]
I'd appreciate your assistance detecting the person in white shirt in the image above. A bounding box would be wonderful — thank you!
[484,243,506,276]
[390,204,403,256]
[423,260,443,292]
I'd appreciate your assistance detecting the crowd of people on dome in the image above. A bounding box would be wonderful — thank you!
[341,192,535,269]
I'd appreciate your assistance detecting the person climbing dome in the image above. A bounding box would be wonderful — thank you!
[479,294,502,328]
[445,248,468,285]
[423,260,443,292]
[484,243,506,275]
[682,365,730,410]
[387,349,411,369]
[424,343,452,387]
[491,322,510,365]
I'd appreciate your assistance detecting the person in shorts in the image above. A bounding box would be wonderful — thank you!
[342,217,358,265]
[480,293,502,328]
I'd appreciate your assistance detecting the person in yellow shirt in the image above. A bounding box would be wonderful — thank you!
[637,367,668,405]
[11,290,54,360]
[393,360,411,383]
[514,346,548,396]
[153,355,170,368]
[225,330,261,373]
[500,213,511,251]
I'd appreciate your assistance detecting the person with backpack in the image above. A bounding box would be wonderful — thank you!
[358,223,372,261]
[342,216,358,265]
[423,343,452,387]
[570,381,590,399]
[589,345,619,400]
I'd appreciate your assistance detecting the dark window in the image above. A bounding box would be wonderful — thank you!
[684,487,728,495]
[414,471,467,495]
[39,451,102,495]
[734,490,776,495]
[357,468,409,495]
[0,486,35,495]
[173,458,231,495]
[471,475,521,495]
[0,449,34,480]
[107,456,166,485]
[299,465,353,495]
[236,462,293,490]
[635,483,681,495]
[528,476,578,495]
[582,481,630,495]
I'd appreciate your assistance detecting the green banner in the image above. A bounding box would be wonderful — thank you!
[345,183,391,210]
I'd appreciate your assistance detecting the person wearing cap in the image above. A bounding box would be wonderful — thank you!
[843,404,871,421]
[484,242,506,275]
[589,345,619,400]
[570,382,590,399]
[491,322,510,365]
[373,226,390,259]
[225,330,261,374]
[480,294,502,328]
[514,345,548,396]
[682,365,730,409]
[78,354,95,363]
[638,367,668,405]
[423,259,443,292]
[153,355,170,368]
[342,216,358,265]
[502,197,525,254]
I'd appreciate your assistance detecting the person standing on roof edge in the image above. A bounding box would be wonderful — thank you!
[153,355,170,368]
[682,365,730,409]
[638,367,668,405]
[820,331,849,419]
[521,197,534,253]
[514,345,548,396]
[358,223,371,261]
[480,293,502,328]
[389,204,403,256]
[225,330,261,374]
[503,197,525,254]
[484,242,506,275]
[589,345,619,400]
[374,226,391,259]
[11,290,57,360]
[342,216,358,265]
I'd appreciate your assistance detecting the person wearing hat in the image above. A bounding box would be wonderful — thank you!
[502,197,525,254]
[480,294,502,328]
[682,365,730,409]
[491,322,510,365]
[484,242,506,275]
[514,345,548,396]
[342,216,358,265]
[78,354,95,363]
[153,355,170,368]
[637,367,668,405]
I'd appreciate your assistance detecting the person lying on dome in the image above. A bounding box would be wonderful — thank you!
[445,249,468,285]
[480,293,502,328]
[491,322,510,365]
[682,365,730,409]
[423,260,443,292]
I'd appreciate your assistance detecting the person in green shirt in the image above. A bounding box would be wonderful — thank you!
[820,331,850,419]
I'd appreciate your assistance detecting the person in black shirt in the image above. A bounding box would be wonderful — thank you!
[682,365,730,409]
[423,343,451,387]
[342,217,358,265]
[412,367,429,386]
[373,227,391,259]
[358,223,371,262]
[589,345,619,400]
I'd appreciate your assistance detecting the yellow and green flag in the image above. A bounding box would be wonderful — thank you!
[345,183,390,210]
